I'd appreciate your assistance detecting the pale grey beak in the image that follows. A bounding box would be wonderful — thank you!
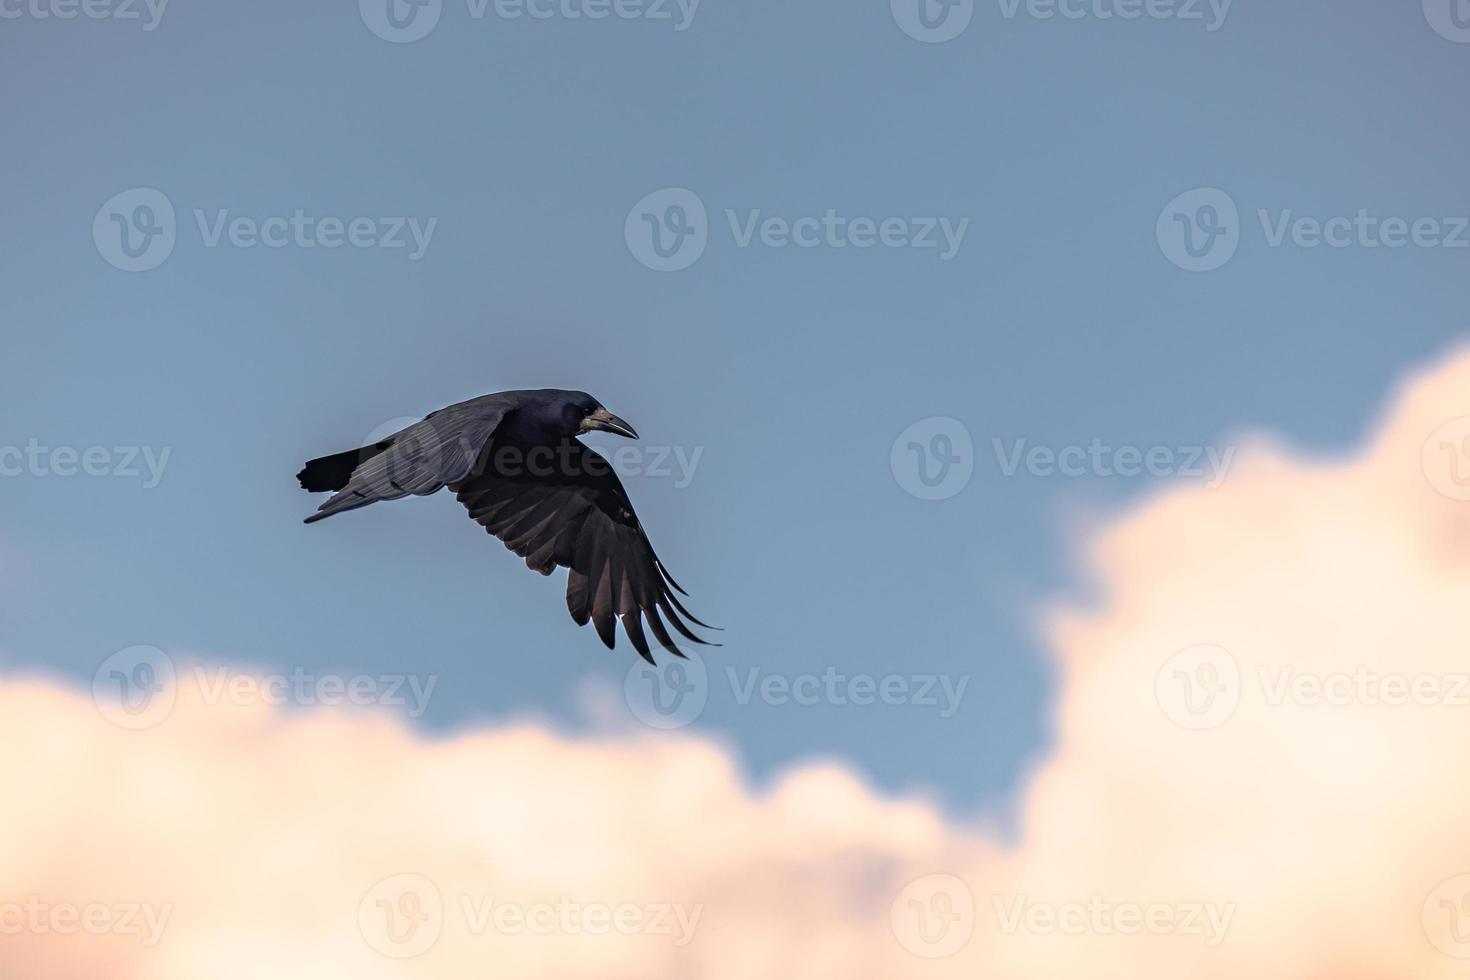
[581,406,639,440]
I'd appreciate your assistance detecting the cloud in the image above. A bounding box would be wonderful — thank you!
[8,350,1470,977]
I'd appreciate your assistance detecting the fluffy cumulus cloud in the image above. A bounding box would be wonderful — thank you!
[8,350,1470,977]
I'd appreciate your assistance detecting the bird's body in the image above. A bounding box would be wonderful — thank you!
[298,389,715,663]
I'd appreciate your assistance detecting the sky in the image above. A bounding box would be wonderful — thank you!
[2,0,1470,833]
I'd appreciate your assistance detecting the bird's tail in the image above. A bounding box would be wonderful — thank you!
[296,441,393,493]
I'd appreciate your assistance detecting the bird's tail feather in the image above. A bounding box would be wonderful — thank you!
[303,490,379,524]
[296,441,393,493]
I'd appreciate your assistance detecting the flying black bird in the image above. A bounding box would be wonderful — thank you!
[297,389,716,663]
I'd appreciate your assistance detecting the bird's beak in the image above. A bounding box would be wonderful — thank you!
[581,406,639,440]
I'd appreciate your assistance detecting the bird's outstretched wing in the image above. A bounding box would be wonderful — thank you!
[455,439,717,663]
[303,396,512,524]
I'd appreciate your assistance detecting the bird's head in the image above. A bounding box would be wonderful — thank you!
[541,390,640,441]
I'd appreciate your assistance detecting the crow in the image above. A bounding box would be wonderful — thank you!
[297,389,716,663]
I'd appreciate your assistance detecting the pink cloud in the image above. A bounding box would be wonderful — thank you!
[8,350,1470,977]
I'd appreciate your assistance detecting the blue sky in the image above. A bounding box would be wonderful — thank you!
[2,0,1468,817]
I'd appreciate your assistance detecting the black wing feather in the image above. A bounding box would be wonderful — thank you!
[455,439,715,661]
